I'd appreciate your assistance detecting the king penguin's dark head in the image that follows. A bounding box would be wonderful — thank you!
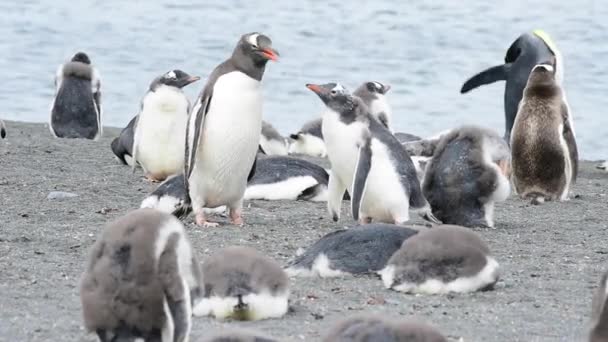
[306,83,357,115]
[153,70,200,90]
[71,52,91,65]
[233,32,280,72]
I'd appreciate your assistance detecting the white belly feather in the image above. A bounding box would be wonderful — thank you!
[190,71,262,208]
[322,111,363,192]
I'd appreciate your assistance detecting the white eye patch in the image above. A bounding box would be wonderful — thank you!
[247,33,260,47]
[165,71,176,79]
[332,84,346,92]
[373,81,383,90]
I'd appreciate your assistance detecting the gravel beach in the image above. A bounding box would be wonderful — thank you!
[1,121,607,342]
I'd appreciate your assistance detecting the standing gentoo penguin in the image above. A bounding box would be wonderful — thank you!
[306,82,439,225]
[185,32,279,227]
[460,30,563,141]
[132,70,200,182]
[422,126,511,228]
[259,120,288,155]
[353,81,393,131]
[590,271,608,342]
[79,209,203,342]
[286,224,418,277]
[193,246,289,321]
[288,118,326,157]
[50,52,102,140]
[379,225,499,294]
[0,119,6,139]
[323,315,448,342]
[510,63,578,203]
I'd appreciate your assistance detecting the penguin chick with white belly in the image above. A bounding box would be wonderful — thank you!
[323,315,448,342]
[50,52,102,140]
[379,225,499,294]
[130,70,200,182]
[193,246,289,321]
[422,126,511,228]
[286,224,418,278]
[306,82,440,225]
[353,81,393,132]
[80,209,204,342]
[288,118,326,157]
[185,32,279,227]
[590,271,608,342]
[259,120,288,155]
[510,64,578,203]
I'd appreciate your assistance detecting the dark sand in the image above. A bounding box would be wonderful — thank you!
[1,121,607,342]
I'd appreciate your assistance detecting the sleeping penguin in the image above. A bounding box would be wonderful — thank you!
[288,118,326,157]
[306,82,439,225]
[286,224,418,277]
[379,225,499,294]
[193,246,289,321]
[79,209,203,342]
[50,52,102,140]
[422,126,511,228]
[259,120,288,155]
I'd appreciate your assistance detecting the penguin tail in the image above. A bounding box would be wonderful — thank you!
[460,64,510,94]
[172,202,192,219]
[297,183,326,201]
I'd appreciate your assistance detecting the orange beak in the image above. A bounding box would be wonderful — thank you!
[306,84,321,93]
[261,48,279,61]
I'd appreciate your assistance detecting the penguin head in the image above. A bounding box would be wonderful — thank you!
[235,32,280,66]
[306,83,356,113]
[528,63,557,85]
[157,70,200,89]
[71,52,91,65]
[366,81,391,95]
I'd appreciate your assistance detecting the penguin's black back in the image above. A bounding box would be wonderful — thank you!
[52,76,98,139]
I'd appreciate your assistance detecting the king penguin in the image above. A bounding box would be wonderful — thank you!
[50,52,102,140]
[306,82,439,225]
[460,30,563,141]
[185,32,279,227]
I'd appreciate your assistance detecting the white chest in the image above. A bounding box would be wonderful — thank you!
[369,96,392,128]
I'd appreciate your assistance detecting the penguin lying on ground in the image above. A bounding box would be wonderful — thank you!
[0,119,5,139]
[590,271,608,342]
[422,126,511,228]
[185,32,279,227]
[193,246,289,321]
[286,224,418,277]
[461,30,563,141]
[323,315,448,342]
[112,70,200,182]
[80,209,203,342]
[510,63,578,204]
[50,52,102,140]
[379,225,499,294]
[203,330,278,342]
[288,118,326,157]
[259,120,288,155]
[598,161,608,172]
[306,82,439,225]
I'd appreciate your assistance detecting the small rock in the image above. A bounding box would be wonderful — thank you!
[96,208,117,215]
[47,191,78,200]
[311,312,324,320]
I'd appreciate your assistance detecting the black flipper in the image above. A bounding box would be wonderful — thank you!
[351,137,372,221]
[460,64,511,94]
[111,115,137,165]
[247,155,257,182]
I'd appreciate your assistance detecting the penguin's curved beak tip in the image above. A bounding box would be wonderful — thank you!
[188,76,201,83]
[306,84,321,93]
[262,48,279,62]
[383,84,391,93]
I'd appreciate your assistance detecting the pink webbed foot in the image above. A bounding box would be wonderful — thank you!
[195,212,219,228]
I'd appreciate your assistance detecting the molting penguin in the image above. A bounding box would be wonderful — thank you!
[323,315,448,342]
[0,119,5,139]
[510,63,578,203]
[286,224,418,278]
[193,246,289,321]
[590,271,608,342]
[185,32,279,227]
[79,209,203,342]
[203,330,278,342]
[259,120,288,155]
[288,118,326,157]
[379,225,499,294]
[131,70,200,181]
[306,82,439,225]
[50,52,102,140]
[353,81,393,131]
[422,126,511,228]
[460,30,563,141]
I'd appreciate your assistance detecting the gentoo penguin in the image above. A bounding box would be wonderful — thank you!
[288,118,326,157]
[286,224,418,277]
[460,30,563,141]
[379,225,499,294]
[50,52,102,140]
[141,174,191,217]
[110,116,137,166]
[0,119,5,139]
[422,126,511,228]
[185,32,279,227]
[589,271,608,342]
[79,209,203,342]
[192,246,289,321]
[598,161,608,172]
[203,330,278,342]
[353,81,393,131]
[131,70,200,181]
[259,120,288,155]
[510,63,578,203]
[323,315,448,342]
[306,82,439,225]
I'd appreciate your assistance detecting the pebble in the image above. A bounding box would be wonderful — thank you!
[47,191,78,200]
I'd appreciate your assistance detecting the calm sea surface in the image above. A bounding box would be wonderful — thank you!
[1,1,606,158]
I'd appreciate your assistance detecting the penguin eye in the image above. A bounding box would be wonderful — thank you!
[330,90,337,95]
[252,44,258,49]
